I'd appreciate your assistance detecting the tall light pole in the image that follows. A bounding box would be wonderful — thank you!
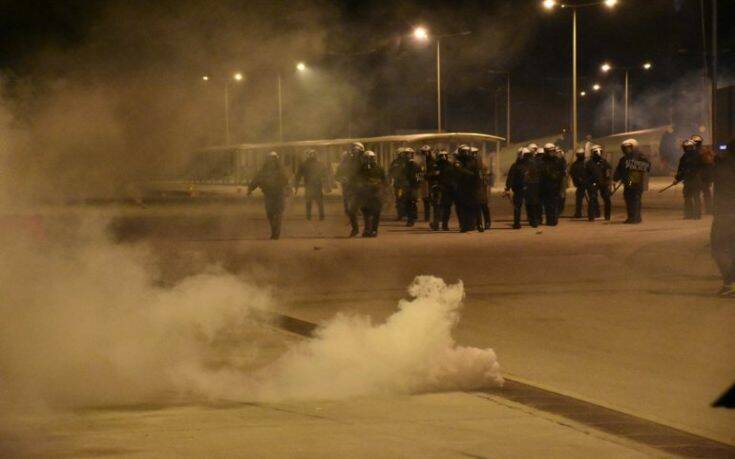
[275,62,307,143]
[413,27,471,132]
[204,72,243,145]
[600,61,652,132]
[488,70,511,146]
[542,0,618,150]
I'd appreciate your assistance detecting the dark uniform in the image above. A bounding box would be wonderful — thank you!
[335,143,365,236]
[438,153,458,230]
[454,147,482,232]
[711,140,735,295]
[402,155,422,226]
[505,150,541,229]
[692,135,715,215]
[569,151,588,219]
[556,147,569,216]
[389,153,408,220]
[418,146,433,222]
[294,153,327,220]
[475,149,491,231]
[613,140,651,224]
[585,148,613,221]
[539,146,565,226]
[248,154,290,240]
[356,152,387,237]
[426,151,448,231]
[675,140,704,220]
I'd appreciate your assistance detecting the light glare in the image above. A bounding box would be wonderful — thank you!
[643,62,652,70]
[604,0,618,8]
[296,62,307,72]
[413,26,429,41]
[202,75,209,81]
[593,84,601,91]
[601,63,612,73]
[580,91,587,97]
[542,0,557,9]
[233,72,243,81]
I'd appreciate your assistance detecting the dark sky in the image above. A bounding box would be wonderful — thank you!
[1,0,732,143]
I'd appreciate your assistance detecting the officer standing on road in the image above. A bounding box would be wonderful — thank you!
[675,139,704,220]
[505,147,541,229]
[389,149,408,221]
[474,147,491,231]
[402,147,422,227]
[556,145,569,216]
[426,149,447,231]
[691,134,714,215]
[356,151,387,238]
[248,151,290,240]
[454,145,482,232]
[418,145,433,222]
[613,139,651,224]
[335,142,365,237]
[294,149,327,221]
[569,148,588,219]
[438,149,457,231]
[539,143,564,226]
[585,145,612,221]
[711,139,735,297]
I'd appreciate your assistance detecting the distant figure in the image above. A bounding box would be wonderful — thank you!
[505,147,541,229]
[539,143,565,226]
[389,149,408,221]
[691,134,715,215]
[248,151,290,240]
[356,151,387,237]
[335,142,365,237]
[675,140,704,220]
[556,128,572,153]
[294,149,327,221]
[711,139,735,297]
[614,139,651,224]
[569,148,588,219]
[418,145,433,222]
[436,150,457,231]
[453,145,482,232]
[401,148,422,227]
[585,145,613,221]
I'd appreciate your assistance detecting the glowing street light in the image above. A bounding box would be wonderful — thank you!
[543,0,617,149]
[296,62,307,72]
[580,91,587,97]
[202,75,209,81]
[601,63,612,73]
[599,60,653,131]
[643,62,652,70]
[413,26,429,41]
[233,72,243,81]
[593,83,601,91]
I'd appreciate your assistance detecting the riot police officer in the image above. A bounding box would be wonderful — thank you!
[389,149,408,220]
[539,143,565,226]
[556,145,569,216]
[691,134,714,214]
[438,150,458,231]
[426,149,447,231]
[335,142,365,236]
[454,145,482,232]
[402,147,422,227]
[675,139,704,220]
[473,147,491,231]
[248,151,290,240]
[569,148,588,219]
[357,151,387,237]
[585,145,612,221]
[505,147,541,229]
[613,138,651,224]
[418,145,433,222]
[294,149,327,221]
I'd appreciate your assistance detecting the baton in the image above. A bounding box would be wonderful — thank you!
[610,182,622,197]
[658,180,681,194]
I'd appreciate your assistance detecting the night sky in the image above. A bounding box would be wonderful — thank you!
[1,0,732,144]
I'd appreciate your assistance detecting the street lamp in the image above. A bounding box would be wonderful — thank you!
[542,0,618,150]
[412,26,471,132]
[600,60,652,132]
[203,72,244,144]
[580,91,587,97]
[592,83,601,91]
[276,62,308,142]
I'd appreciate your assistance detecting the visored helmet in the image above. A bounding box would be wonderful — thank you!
[682,139,696,151]
[543,143,556,153]
[305,149,317,158]
[591,144,603,156]
[575,148,585,156]
[621,138,639,154]
[351,142,365,153]
[528,143,539,152]
[419,145,432,153]
[268,151,279,158]
[690,135,704,146]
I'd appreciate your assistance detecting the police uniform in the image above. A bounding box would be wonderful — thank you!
[249,155,290,239]
[675,141,704,220]
[613,140,651,224]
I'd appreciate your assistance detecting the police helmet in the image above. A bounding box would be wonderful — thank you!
[575,148,585,156]
[438,149,449,159]
[419,145,432,153]
[351,142,365,153]
[520,147,531,156]
[690,135,704,146]
[621,138,639,148]
[365,150,377,159]
[591,145,603,155]
[543,143,556,152]
[305,149,317,158]
[528,143,539,151]
[682,139,696,150]
[268,151,279,158]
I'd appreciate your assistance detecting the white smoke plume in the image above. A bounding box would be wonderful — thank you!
[181,275,504,401]
[0,222,502,409]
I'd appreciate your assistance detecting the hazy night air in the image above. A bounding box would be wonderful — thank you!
[1,1,734,458]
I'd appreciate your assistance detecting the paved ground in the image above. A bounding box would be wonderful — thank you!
[2,179,734,458]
